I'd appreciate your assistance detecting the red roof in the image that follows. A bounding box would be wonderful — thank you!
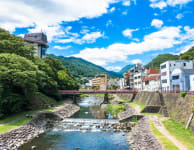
[143,75,160,82]
[147,68,158,75]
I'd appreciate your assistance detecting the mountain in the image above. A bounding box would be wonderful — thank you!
[145,46,194,70]
[145,54,179,70]
[47,54,121,78]
[179,46,194,60]
[119,64,135,74]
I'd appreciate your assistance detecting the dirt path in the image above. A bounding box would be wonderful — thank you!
[150,115,188,150]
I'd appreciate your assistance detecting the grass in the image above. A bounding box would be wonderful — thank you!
[0,109,55,125]
[128,102,146,111]
[106,104,125,115]
[80,94,89,98]
[0,118,31,134]
[162,119,194,150]
[96,93,104,97]
[150,119,179,150]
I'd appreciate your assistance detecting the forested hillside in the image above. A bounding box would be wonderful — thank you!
[119,64,135,74]
[47,54,122,78]
[145,47,194,70]
[0,29,78,117]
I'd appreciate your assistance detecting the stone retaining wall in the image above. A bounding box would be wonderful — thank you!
[120,92,194,132]
[0,104,80,149]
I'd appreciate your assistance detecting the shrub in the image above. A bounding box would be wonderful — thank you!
[180,92,186,97]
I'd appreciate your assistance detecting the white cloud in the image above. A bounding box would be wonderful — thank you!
[150,0,193,9]
[150,1,167,9]
[106,20,113,27]
[82,32,104,43]
[53,45,71,50]
[0,0,117,33]
[122,0,131,6]
[122,11,128,15]
[106,66,122,71]
[57,32,104,44]
[110,7,116,12]
[151,19,164,28]
[130,59,142,64]
[122,28,138,38]
[178,42,194,54]
[73,26,184,66]
[176,13,184,19]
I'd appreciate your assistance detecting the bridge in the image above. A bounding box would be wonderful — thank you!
[58,90,138,103]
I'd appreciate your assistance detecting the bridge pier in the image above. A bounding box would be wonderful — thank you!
[104,93,108,104]
[73,95,77,104]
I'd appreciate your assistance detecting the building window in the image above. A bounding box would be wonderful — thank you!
[162,72,166,76]
[183,63,186,66]
[174,64,176,66]
[162,79,167,83]
[172,75,179,80]
[161,64,166,69]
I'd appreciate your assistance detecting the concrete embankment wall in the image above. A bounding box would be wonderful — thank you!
[119,92,194,132]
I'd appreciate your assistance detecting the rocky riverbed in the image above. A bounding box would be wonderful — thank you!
[0,103,80,150]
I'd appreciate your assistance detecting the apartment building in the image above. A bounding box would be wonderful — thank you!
[129,63,144,89]
[92,73,108,90]
[134,71,146,90]
[24,33,49,58]
[160,60,194,91]
[190,74,194,91]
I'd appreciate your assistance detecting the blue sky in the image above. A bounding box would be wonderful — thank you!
[0,0,194,72]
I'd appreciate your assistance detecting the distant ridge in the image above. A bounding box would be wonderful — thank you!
[47,54,121,78]
[119,64,135,74]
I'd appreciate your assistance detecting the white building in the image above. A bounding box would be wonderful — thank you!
[24,33,49,58]
[190,74,194,91]
[134,72,146,91]
[160,60,194,91]
[142,68,161,91]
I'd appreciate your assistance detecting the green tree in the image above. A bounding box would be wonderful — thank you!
[0,53,39,115]
[0,28,35,59]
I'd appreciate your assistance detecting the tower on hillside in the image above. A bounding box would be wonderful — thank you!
[24,32,49,58]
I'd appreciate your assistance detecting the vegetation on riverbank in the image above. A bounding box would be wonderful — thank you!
[162,119,194,150]
[80,94,89,98]
[0,29,79,118]
[0,118,31,134]
[150,119,179,150]
[106,104,125,115]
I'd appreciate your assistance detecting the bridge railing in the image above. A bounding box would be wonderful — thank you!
[58,90,139,94]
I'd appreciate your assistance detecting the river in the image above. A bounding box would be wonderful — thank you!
[19,95,130,150]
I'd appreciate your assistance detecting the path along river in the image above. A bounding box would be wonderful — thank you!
[19,95,130,150]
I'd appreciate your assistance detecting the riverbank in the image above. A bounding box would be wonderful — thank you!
[0,103,80,149]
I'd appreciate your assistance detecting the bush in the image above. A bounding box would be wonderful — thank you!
[180,92,186,97]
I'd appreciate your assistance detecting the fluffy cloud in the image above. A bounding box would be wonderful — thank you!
[151,19,164,28]
[0,0,117,33]
[57,32,104,44]
[150,0,193,9]
[53,45,71,50]
[73,26,184,66]
[122,0,131,6]
[130,59,142,64]
[110,7,116,12]
[176,13,184,19]
[122,28,138,38]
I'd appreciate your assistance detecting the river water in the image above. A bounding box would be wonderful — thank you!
[19,95,130,150]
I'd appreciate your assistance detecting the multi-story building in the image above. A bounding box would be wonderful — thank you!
[123,71,130,89]
[129,63,144,89]
[134,71,146,90]
[160,60,194,91]
[171,68,194,91]
[24,33,49,58]
[142,68,161,91]
[92,73,108,90]
[190,74,194,91]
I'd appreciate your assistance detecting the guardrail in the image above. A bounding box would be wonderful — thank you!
[58,90,139,94]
